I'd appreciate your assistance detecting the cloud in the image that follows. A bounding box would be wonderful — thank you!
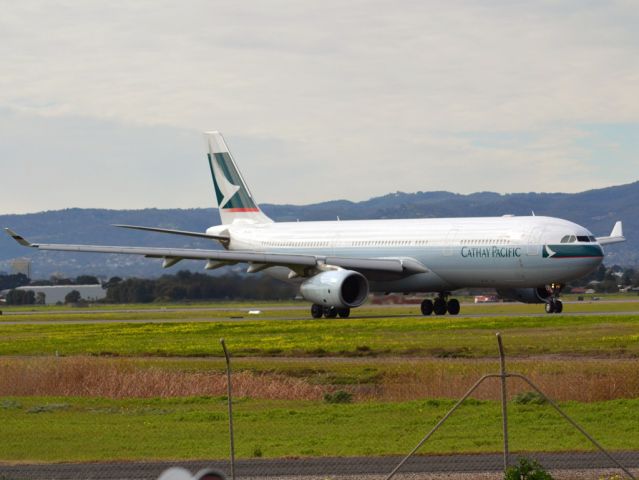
[0,0,638,213]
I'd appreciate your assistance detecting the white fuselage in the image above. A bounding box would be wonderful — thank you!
[209,215,604,292]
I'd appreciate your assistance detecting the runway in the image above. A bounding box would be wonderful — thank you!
[0,309,637,326]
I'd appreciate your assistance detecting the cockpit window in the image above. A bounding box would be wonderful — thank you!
[560,235,577,243]
[577,235,590,242]
[589,236,596,242]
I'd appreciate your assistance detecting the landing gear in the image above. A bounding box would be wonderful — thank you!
[310,304,350,319]
[447,298,461,316]
[324,306,338,318]
[544,283,564,314]
[420,299,434,316]
[545,298,563,314]
[420,293,461,316]
[433,297,447,315]
[311,304,323,319]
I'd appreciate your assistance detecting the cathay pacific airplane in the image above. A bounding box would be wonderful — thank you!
[5,132,626,317]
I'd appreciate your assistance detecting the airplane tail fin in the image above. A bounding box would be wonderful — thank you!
[204,131,273,225]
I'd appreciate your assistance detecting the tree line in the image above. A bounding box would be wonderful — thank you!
[105,271,296,303]
[2,264,638,305]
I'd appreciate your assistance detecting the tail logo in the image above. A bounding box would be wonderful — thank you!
[208,152,259,212]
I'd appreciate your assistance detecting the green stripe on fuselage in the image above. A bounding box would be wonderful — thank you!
[543,244,604,258]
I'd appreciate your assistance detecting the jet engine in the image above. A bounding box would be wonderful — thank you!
[300,269,369,308]
[496,287,551,304]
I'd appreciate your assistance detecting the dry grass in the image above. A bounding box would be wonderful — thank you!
[1,356,638,403]
[375,358,639,403]
[0,357,324,400]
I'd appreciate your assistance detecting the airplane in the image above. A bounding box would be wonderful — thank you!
[5,131,626,318]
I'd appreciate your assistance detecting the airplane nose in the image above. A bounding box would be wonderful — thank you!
[582,244,604,270]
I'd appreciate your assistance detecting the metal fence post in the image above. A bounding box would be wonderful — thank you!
[220,338,236,480]
[497,333,509,471]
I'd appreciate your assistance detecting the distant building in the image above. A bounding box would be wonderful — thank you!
[474,295,499,303]
[11,259,31,278]
[7,285,106,305]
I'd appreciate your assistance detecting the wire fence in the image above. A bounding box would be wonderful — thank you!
[0,334,638,480]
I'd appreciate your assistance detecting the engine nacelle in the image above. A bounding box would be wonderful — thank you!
[300,269,369,308]
[496,287,551,304]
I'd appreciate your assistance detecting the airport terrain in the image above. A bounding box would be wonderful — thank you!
[0,298,638,467]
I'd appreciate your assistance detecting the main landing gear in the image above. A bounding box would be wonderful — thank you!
[544,283,564,314]
[311,304,350,319]
[421,293,460,316]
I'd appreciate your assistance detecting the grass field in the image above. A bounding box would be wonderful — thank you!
[1,313,639,357]
[2,297,639,320]
[1,396,638,462]
[1,300,638,464]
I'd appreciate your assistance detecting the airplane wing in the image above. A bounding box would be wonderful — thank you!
[4,228,428,278]
[113,224,229,242]
[596,221,626,245]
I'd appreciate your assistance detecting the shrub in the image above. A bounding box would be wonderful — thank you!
[324,390,353,404]
[512,391,547,405]
[504,457,554,480]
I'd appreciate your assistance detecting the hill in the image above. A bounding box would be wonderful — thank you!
[1,182,637,278]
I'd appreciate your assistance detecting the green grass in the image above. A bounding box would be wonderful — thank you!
[1,396,637,462]
[2,296,638,320]
[1,314,639,357]
[0,300,302,313]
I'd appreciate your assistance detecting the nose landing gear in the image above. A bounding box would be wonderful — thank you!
[544,283,564,314]
[421,293,460,316]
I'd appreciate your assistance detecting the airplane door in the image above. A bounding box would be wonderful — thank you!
[443,228,460,256]
[527,227,544,256]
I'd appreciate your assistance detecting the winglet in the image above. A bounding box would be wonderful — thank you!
[610,221,623,238]
[596,221,626,245]
[4,228,35,247]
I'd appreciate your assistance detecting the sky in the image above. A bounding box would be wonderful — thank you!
[1,0,638,214]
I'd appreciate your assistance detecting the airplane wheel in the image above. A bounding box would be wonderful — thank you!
[324,306,338,318]
[433,297,447,315]
[447,299,460,315]
[311,304,323,319]
[554,300,563,314]
[337,308,350,318]
[420,299,434,316]
[545,302,555,314]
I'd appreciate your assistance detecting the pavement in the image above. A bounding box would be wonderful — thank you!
[1,453,639,480]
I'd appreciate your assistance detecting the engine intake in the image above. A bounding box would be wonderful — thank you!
[496,287,551,304]
[300,269,369,308]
